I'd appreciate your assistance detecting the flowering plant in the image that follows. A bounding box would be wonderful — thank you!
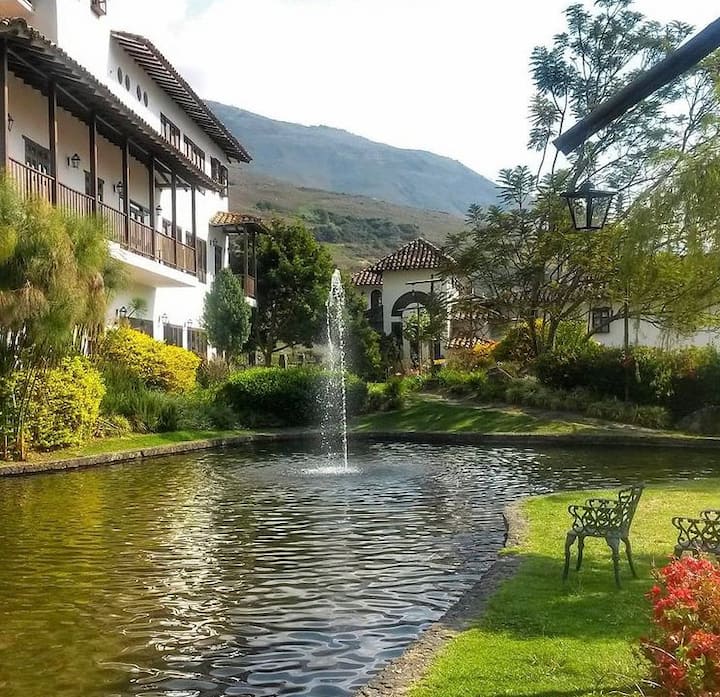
[643,556,720,696]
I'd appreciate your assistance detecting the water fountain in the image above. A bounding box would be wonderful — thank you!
[321,269,349,470]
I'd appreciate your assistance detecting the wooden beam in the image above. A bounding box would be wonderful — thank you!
[122,136,130,244]
[48,81,58,204]
[149,158,156,256]
[191,184,197,273]
[0,41,7,172]
[89,113,98,213]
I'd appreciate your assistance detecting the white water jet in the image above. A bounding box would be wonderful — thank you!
[321,269,349,470]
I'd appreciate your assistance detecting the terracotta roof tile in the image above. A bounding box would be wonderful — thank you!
[210,211,265,227]
[371,238,451,272]
[447,335,485,350]
[351,268,383,286]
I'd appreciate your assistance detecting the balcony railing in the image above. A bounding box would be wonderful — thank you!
[9,158,197,277]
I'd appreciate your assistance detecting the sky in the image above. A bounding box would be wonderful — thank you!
[110,1,719,181]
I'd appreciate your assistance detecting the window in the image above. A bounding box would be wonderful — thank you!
[211,157,228,194]
[125,75,130,91]
[591,307,612,334]
[196,238,207,284]
[184,136,205,171]
[163,323,183,347]
[214,244,223,275]
[117,67,123,84]
[91,0,107,16]
[160,114,181,149]
[24,138,50,174]
[136,85,142,101]
[143,91,148,107]
[84,171,105,202]
[187,329,208,359]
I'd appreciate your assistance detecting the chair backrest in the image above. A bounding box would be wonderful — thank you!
[615,484,644,532]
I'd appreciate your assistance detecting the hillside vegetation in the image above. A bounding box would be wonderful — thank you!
[229,170,465,269]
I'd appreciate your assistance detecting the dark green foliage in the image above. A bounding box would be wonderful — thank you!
[436,369,490,397]
[536,344,720,418]
[307,208,419,246]
[220,367,367,427]
[202,268,251,363]
[197,357,231,387]
[100,365,181,433]
[342,275,382,381]
[248,219,334,366]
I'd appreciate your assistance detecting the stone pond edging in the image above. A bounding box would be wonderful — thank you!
[3,428,720,478]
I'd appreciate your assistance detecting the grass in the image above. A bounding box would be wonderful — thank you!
[353,394,606,435]
[411,480,720,697]
[20,429,248,463]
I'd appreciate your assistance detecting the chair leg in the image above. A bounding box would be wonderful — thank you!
[623,536,637,578]
[563,531,577,581]
[576,535,585,572]
[606,535,621,588]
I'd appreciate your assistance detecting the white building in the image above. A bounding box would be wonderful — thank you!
[352,238,458,367]
[0,1,262,356]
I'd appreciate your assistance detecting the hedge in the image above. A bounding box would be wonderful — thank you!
[100,327,201,393]
[536,344,720,418]
[24,356,105,450]
[221,367,368,427]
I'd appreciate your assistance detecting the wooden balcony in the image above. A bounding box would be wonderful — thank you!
[9,158,197,277]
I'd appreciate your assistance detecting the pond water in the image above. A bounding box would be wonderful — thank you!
[1,440,720,697]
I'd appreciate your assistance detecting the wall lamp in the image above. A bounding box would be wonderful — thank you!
[116,306,128,320]
[67,153,81,169]
[114,180,124,196]
[7,113,13,132]
[160,313,168,325]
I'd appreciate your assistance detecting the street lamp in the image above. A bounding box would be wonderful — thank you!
[561,180,615,231]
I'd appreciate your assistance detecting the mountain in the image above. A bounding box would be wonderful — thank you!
[229,170,464,270]
[208,101,498,216]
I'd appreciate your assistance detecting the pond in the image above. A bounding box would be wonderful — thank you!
[1,440,719,697]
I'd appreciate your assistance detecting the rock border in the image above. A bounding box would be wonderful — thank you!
[354,501,528,697]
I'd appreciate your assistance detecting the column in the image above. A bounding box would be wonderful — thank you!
[48,81,58,204]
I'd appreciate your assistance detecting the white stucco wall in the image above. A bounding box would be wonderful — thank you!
[595,315,720,350]
[7,1,254,351]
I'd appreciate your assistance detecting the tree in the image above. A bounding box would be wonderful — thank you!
[342,275,382,381]
[202,268,251,363]
[249,219,334,366]
[0,179,120,458]
[447,0,720,358]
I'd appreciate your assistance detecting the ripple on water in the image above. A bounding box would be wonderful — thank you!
[1,440,720,697]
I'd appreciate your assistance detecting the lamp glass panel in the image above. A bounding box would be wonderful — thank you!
[590,196,612,229]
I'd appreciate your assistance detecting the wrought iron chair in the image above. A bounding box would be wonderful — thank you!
[672,510,720,558]
[563,484,644,588]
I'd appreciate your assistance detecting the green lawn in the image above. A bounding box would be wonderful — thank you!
[25,430,247,462]
[354,394,606,435]
[412,481,720,697]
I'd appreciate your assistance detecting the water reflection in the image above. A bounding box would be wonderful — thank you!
[1,441,719,696]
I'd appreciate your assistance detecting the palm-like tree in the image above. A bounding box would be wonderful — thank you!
[0,178,123,458]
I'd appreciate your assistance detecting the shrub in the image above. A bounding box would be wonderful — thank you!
[493,321,542,365]
[94,414,132,438]
[436,369,489,396]
[365,378,406,413]
[643,556,720,696]
[634,405,672,430]
[101,365,181,433]
[221,367,367,428]
[99,328,201,393]
[447,341,499,371]
[197,357,231,387]
[23,357,105,450]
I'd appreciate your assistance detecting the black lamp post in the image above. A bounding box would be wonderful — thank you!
[561,180,615,231]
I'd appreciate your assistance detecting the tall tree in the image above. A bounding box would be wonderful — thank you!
[342,275,382,381]
[202,268,251,363]
[447,0,720,357]
[249,219,334,366]
[0,179,120,458]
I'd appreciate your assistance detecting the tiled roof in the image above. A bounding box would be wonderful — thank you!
[210,211,264,227]
[112,32,251,163]
[351,269,383,286]
[372,238,451,272]
[0,19,221,192]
